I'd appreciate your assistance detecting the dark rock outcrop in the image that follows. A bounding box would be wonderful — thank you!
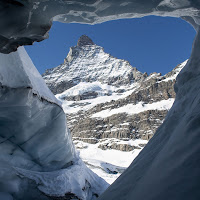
[77,35,95,47]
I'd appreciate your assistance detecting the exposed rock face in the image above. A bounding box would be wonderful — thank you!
[43,36,186,151]
[70,109,168,143]
[77,35,95,47]
[98,142,141,152]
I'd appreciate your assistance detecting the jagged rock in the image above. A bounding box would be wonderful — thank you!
[77,35,95,47]
[98,143,141,152]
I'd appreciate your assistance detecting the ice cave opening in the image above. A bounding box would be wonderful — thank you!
[26,15,195,185]
[0,1,200,200]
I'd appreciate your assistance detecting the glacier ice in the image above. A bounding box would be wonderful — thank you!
[0,47,61,105]
[0,0,200,199]
[0,47,108,199]
[0,0,200,53]
[15,156,108,200]
[0,47,74,199]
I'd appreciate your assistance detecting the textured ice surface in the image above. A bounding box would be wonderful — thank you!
[0,46,61,106]
[1,0,200,199]
[0,193,13,200]
[0,0,200,53]
[0,87,74,170]
[0,48,76,199]
[0,47,107,200]
[15,155,109,200]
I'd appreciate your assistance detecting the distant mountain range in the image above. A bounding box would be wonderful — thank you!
[43,35,186,151]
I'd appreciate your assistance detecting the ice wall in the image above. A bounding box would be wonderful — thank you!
[0,47,75,199]
[0,47,108,200]
[0,0,200,199]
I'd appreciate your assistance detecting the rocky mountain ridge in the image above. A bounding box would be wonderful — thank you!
[43,35,186,151]
[43,35,144,95]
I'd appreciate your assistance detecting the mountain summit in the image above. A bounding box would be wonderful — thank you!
[43,36,144,94]
[77,35,95,47]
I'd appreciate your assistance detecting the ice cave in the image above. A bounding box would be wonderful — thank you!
[0,0,200,200]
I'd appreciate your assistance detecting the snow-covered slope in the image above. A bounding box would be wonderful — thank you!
[74,139,148,184]
[43,36,144,95]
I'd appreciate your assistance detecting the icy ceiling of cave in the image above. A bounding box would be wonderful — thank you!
[0,0,200,200]
[0,0,200,53]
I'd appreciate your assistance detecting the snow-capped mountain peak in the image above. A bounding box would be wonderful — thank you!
[43,36,187,184]
[43,36,144,95]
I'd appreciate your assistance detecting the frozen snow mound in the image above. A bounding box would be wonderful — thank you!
[0,47,107,200]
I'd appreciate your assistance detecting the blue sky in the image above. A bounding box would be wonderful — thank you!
[25,16,195,75]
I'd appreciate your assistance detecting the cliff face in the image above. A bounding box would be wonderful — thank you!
[43,36,186,151]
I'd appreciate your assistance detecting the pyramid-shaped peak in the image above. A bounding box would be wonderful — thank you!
[77,35,95,47]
